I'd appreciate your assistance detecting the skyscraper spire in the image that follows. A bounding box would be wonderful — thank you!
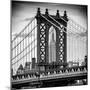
[52,31,54,41]
[49,31,56,63]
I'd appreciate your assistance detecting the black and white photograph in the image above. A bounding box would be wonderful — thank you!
[11,0,88,89]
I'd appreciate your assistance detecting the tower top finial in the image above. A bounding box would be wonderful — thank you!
[52,31,55,41]
[45,8,49,15]
[64,10,67,17]
[36,7,41,16]
[56,10,60,18]
[63,10,68,21]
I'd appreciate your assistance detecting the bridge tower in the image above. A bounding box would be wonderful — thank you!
[36,8,68,71]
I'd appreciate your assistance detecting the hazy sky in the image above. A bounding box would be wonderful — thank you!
[12,1,87,34]
[11,1,87,68]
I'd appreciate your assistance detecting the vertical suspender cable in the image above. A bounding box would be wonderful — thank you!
[34,19,35,58]
[70,34,71,61]
[35,20,37,61]
[31,21,32,61]
[14,40,16,74]
[82,29,84,59]
[26,29,27,64]
[28,25,30,63]
[86,33,88,56]
[72,25,74,62]
[19,37,22,67]
[17,37,18,69]
[82,29,85,61]
[71,34,73,61]
[23,31,24,67]
[11,41,13,71]
[78,37,80,63]
[68,25,70,61]
[80,36,81,62]
[75,35,77,62]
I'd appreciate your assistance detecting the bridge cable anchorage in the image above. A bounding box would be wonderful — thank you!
[12,17,35,43]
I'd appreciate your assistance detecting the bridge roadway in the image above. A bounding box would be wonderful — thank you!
[12,66,87,88]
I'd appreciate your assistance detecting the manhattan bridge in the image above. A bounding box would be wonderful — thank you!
[11,8,87,89]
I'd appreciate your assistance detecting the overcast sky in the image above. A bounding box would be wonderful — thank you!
[11,1,87,68]
[12,1,87,34]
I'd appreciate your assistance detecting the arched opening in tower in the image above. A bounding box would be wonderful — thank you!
[48,26,56,63]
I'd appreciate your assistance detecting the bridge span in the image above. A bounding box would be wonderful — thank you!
[12,66,87,88]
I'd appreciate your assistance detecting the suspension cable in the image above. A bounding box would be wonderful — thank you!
[31,21,32,62]
[12,25,37,50]
[34,19,35,58]
[20,36,21,67]
[48,14,85,37]
[41,14,87,62]
[28,23,30,63]
[23,31,24,67]
[12,45,37,66]
[12,38,36,61]
[26,29,27,63]
[49,13,87,33]
[41,14,63,32]
[47,14,87,43]
[41,14,75,38]
[12,17,35,43]
[41,14,86,54]
[68,16,87,32]
[17,37,18,68]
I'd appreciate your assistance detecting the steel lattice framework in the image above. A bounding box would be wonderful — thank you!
[11,8,87,75]
[36,8,68,66]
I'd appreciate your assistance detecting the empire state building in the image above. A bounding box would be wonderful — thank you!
[49,32,56,63]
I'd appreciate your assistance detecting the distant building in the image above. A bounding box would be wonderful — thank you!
[11,68,13,76]
[49,32,56,63]
[32,58,36,69]
[17,64,24,74]
[84,55,87,67]
[24,62,31,70]
[81,55,87,66]
[68,61,79,67]
[81,62,86,66]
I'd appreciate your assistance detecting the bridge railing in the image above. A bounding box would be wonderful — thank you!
[12,65,87,81]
